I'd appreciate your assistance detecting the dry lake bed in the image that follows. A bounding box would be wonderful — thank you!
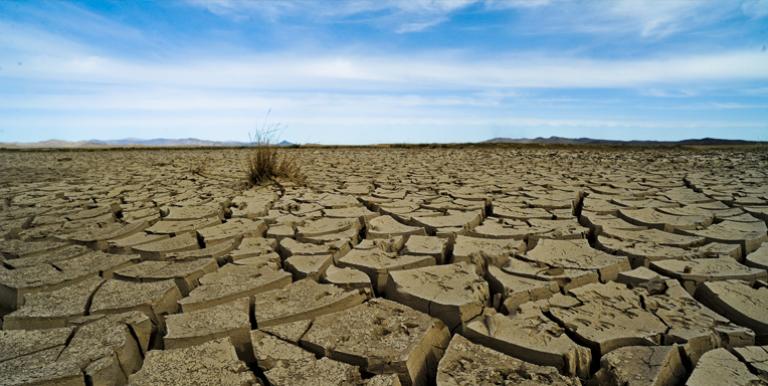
[1,146,767,385]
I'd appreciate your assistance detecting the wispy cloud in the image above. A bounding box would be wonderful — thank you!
[186,0,477,33]
[1,0,767,143]
[742,0,768,18]
[184,0,759,39]
[8,49,767,90]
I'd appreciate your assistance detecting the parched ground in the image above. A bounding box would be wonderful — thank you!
[1,146,767,386]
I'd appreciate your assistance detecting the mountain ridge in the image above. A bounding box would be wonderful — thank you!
[0,138,296,148]
[483,136,761,146]
[0,136,763,148]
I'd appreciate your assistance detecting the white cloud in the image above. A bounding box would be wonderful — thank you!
[2,2,767,142]
[484,0,551,9]
[185,0,752,39]
[599,0,714,38]
[185,0,477,33]
[742,0,768,18]
[2,47,766,142]
[7,50,767,90]
[495,0,747,39]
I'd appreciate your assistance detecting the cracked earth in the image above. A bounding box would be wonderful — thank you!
[1,147,767,385]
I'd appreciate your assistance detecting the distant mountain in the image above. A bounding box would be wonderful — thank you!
[483,136,761,146]
[1,136,760,148]
[0,138,296,148]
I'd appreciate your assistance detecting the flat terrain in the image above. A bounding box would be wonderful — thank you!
[1,147,767,385]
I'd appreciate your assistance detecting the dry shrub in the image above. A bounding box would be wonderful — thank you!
[245,117,304,186]
[245,145,304,185]
[189,158,208,175]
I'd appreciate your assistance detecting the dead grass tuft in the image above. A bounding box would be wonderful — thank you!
[245,112,305,186]
[245,145,304,186]
[189,158,208,175]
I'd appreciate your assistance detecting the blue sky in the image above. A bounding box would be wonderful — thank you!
[1,0,767,144]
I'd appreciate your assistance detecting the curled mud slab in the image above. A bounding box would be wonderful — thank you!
[1,147,767,385]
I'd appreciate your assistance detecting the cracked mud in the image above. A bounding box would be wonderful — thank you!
[0,147,767,385]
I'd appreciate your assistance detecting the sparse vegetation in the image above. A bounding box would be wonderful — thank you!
[189,158,208,175]
[245,111,305,186]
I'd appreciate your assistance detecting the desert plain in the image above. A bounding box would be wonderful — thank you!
[1,146,767,386]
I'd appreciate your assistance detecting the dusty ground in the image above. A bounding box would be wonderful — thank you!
[0,146,767,386]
